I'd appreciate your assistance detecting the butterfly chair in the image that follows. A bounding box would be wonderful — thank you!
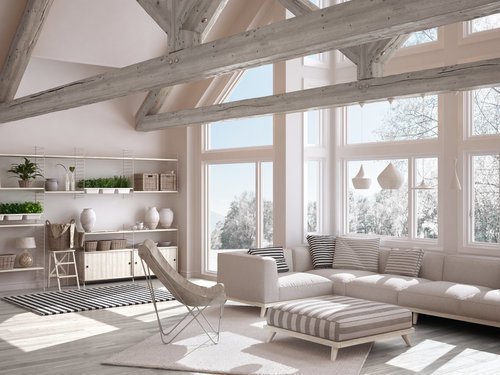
[138,239,227,344]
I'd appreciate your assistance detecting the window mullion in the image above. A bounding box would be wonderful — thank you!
[256,162,262,247]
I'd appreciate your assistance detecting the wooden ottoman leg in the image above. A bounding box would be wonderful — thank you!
[330,347,339,361]
[267,331,276,343]
[260,307,267,318]
[402,334,412,347]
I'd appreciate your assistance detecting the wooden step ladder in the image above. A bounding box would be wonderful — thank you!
[48,249,80,291]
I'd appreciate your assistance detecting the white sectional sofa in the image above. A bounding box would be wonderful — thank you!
[217,246,500,327]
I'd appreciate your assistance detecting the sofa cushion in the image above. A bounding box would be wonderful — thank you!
[292,246,313,272]
[398,281,490,315]
[306,234,335,269]
[308,268,377,295]
[443,256,500,289]
[248,247,289,273]
[333,236,380,272]
[384,248,424,277]
[278,272,333,301]
[460,289,500,322]
[345,274,430,305]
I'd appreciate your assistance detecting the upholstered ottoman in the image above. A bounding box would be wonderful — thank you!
[265,295,414,360]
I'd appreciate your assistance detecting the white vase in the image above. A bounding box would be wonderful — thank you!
[144,207,160,230]
[159,208,174,228]
[80,208,96,232]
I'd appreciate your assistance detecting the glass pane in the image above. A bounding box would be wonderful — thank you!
[305,110,321,145]
[261,162,273,247]
[471,87,500,136]
[305,160,321,233]
[473,155,500,243]
[348,160,408,237]
[415,158,438,239]
[471,14,500,33]
[208,64,273,150]
[208,163,256,272]
[346,96,438,144]
[403,29,438,47]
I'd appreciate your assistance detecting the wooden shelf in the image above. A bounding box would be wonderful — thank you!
[133,190,178,194]
[0,187,44,191]
[81,228,177,236]
[44,190,84,195]
[0,223,44,228]
[0,267,44,273]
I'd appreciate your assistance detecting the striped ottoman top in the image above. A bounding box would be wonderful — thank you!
[267,296,412,342]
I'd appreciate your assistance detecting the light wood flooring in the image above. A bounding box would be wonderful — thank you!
[1,281,499,375]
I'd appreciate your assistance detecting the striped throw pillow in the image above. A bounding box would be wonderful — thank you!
[384,249,424,277]
[333,236,380,272]
[248,246,289,273]
[306,234,335,269]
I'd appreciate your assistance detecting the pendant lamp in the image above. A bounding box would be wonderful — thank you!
[377,162,404,189]
[451,158,462,190]
[352,164,371,189]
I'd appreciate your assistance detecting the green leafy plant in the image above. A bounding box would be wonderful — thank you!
[0,201,43,214]
[8,157,43,181]
[77,176,131,189]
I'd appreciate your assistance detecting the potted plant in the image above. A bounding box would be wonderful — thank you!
[8,157,43,188]
[0,201,43,220]
[78,176,131,194]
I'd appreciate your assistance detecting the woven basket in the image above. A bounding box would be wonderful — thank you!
[46,219,76,250]
[85,240,98,252]
[134,173,159,191]
[97,240,112,251]
[0,254,16,270]
[160,172,177,191]
[111,239,127,250]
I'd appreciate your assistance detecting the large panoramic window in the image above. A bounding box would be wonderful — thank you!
[470,14,500,33]
[346,95,438,144]
[347,157,438,240]
[207,64,273,150]
[206,162,273,272]
[402,29,438,47]
[472,154,500,244]
[470,87,500,136]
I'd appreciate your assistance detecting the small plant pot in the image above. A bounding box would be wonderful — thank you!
[115,188,132,194]
[18,180,32,188]
[7,214,23,220]
[100,188,115,194]
[84,188,100,194]
[22,213,42,221]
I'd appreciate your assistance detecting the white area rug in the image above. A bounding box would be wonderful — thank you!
[104,304,372,375]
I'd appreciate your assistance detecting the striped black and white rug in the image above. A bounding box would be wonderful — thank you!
[2,284,175,316]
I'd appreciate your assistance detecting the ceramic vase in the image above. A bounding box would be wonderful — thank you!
[144,206,160,229]
[159,208,174,228]
[80,208,96,232]
[45,178,59,191]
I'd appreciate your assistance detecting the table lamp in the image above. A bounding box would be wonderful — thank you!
[16,237,36,268]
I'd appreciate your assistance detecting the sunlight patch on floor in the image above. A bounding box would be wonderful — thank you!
[430,348,500,375]
[0,312,118,352]
[386,339,455,372]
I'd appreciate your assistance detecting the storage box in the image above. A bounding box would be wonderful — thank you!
[111,239,127,250]
[97,240,112,251]
[134,173,159,191]
[160,172,177,191]
[0,254,15,270]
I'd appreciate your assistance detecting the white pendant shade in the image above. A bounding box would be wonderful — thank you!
[377,162,404,189]
[352,164,371,189]
[451,158,462,191]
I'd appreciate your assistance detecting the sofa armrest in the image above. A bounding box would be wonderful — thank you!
[217,251,280,304]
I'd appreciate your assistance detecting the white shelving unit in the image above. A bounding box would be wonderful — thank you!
[0,150,179,289]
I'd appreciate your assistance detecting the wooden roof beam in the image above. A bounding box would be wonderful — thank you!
[136,0,172,35]
[0,0,499,124]
[137,58,500,130]
[0,0,53,103]
[135,0,227,125]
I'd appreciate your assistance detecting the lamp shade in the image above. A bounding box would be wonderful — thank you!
[352,164,372,189]
[15,236,36,249]
[377,162,404,189]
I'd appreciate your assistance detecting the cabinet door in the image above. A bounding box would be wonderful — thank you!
[132,251,147,277]
[80,251,132,281]
[158,246,178,271]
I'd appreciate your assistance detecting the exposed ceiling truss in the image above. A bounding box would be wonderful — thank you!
[0,0,499,127]
[0,0,53,103]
